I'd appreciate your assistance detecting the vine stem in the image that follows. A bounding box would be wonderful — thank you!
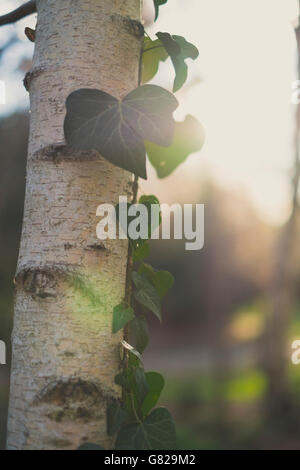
[123,46,142,358]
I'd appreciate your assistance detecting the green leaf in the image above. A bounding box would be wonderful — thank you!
[156,33,199,92]
[116,407,176,450]
[146,115,205,178]
[132,271,162,322]
[139,194,161,238]
[64,85,178,179]
[115,367,149,408]
[132,241,150,262]
[142,37,168,84]
[112,303,134,334]
[130,316,149,353]
[153,0,168,21]
[139,263,175,298]
[134,367,149,406]
[77,443,105,450]
[107,402,129,436]
[142,372,165,416]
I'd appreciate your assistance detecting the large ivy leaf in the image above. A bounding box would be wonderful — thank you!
[153,0,168,21]
[132,271,162,322]
[107,402,129,436]
[146,115,205,178]
[156,33,199,92]
[64,85,178,179]
[130,316,149,353]
[142,372,165,416]
[112,303,134,334]
[139,263,175,299]
[116,408,176,450]
[142,37,168,84]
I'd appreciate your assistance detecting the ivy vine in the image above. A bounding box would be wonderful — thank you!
[66,0,205,451]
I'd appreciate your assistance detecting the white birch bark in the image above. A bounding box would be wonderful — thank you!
[7,0,143,450]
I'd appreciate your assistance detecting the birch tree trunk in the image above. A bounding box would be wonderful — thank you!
[7,0,143,450]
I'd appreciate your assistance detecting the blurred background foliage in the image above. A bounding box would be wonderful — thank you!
[1,0,300,450]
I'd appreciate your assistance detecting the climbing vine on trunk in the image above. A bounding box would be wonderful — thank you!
[64,1,205,450]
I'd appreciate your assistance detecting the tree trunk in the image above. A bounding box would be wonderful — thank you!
[7,0,143,450]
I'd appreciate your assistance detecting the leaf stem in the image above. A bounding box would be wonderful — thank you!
[142,45,165,54]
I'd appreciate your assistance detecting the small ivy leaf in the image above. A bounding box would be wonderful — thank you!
[115,367,148,408]
[132,271,162,322]
[112,303,134,334]
[171,35,199,92]
[116,407,176,450]
[134,367,150,406]
[139,263,175,299]
[77,443,105,450]
[142,372,165,417]
[139,194,161,238]
[154,271,175,298]
[64,85,178,179]
[155,32,181,57]
[107,402,129,436]
[132,241,150,262]
[115,369,132,392]
[156,33,199,92]
[146,115,205,178]
[142,37,168,84]
[130,316,149,354]
[153,0,168,21]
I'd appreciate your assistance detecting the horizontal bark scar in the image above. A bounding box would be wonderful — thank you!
[111,14,144,39]
[33,378,115,423]
[23,270,58,299]
[31,144,101,162]
[24,66,46,91]
[16,264,74,298]
[85,243,106,251]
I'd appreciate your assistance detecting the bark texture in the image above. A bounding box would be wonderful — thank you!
[7,0,143,450]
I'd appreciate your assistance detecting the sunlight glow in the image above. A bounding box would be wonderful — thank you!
[141,0,299,225]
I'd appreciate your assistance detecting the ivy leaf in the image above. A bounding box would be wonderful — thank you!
[156,33,199,92]
[115,367,149,408]
[132,271,162,322]
[107,402,129,436]
[116,408,176,450]
[139,263,175,299]
[132,241,150,262]
[146,115,205,178]
[112,303,134,334]
[142,372,165,416]
[153,0,168,21]
[134,367,149,406]
[77,443,105,450]
[130,316,149,353]
[139,195,161,238]
[64,85,178,179]
[142,37,168,84]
